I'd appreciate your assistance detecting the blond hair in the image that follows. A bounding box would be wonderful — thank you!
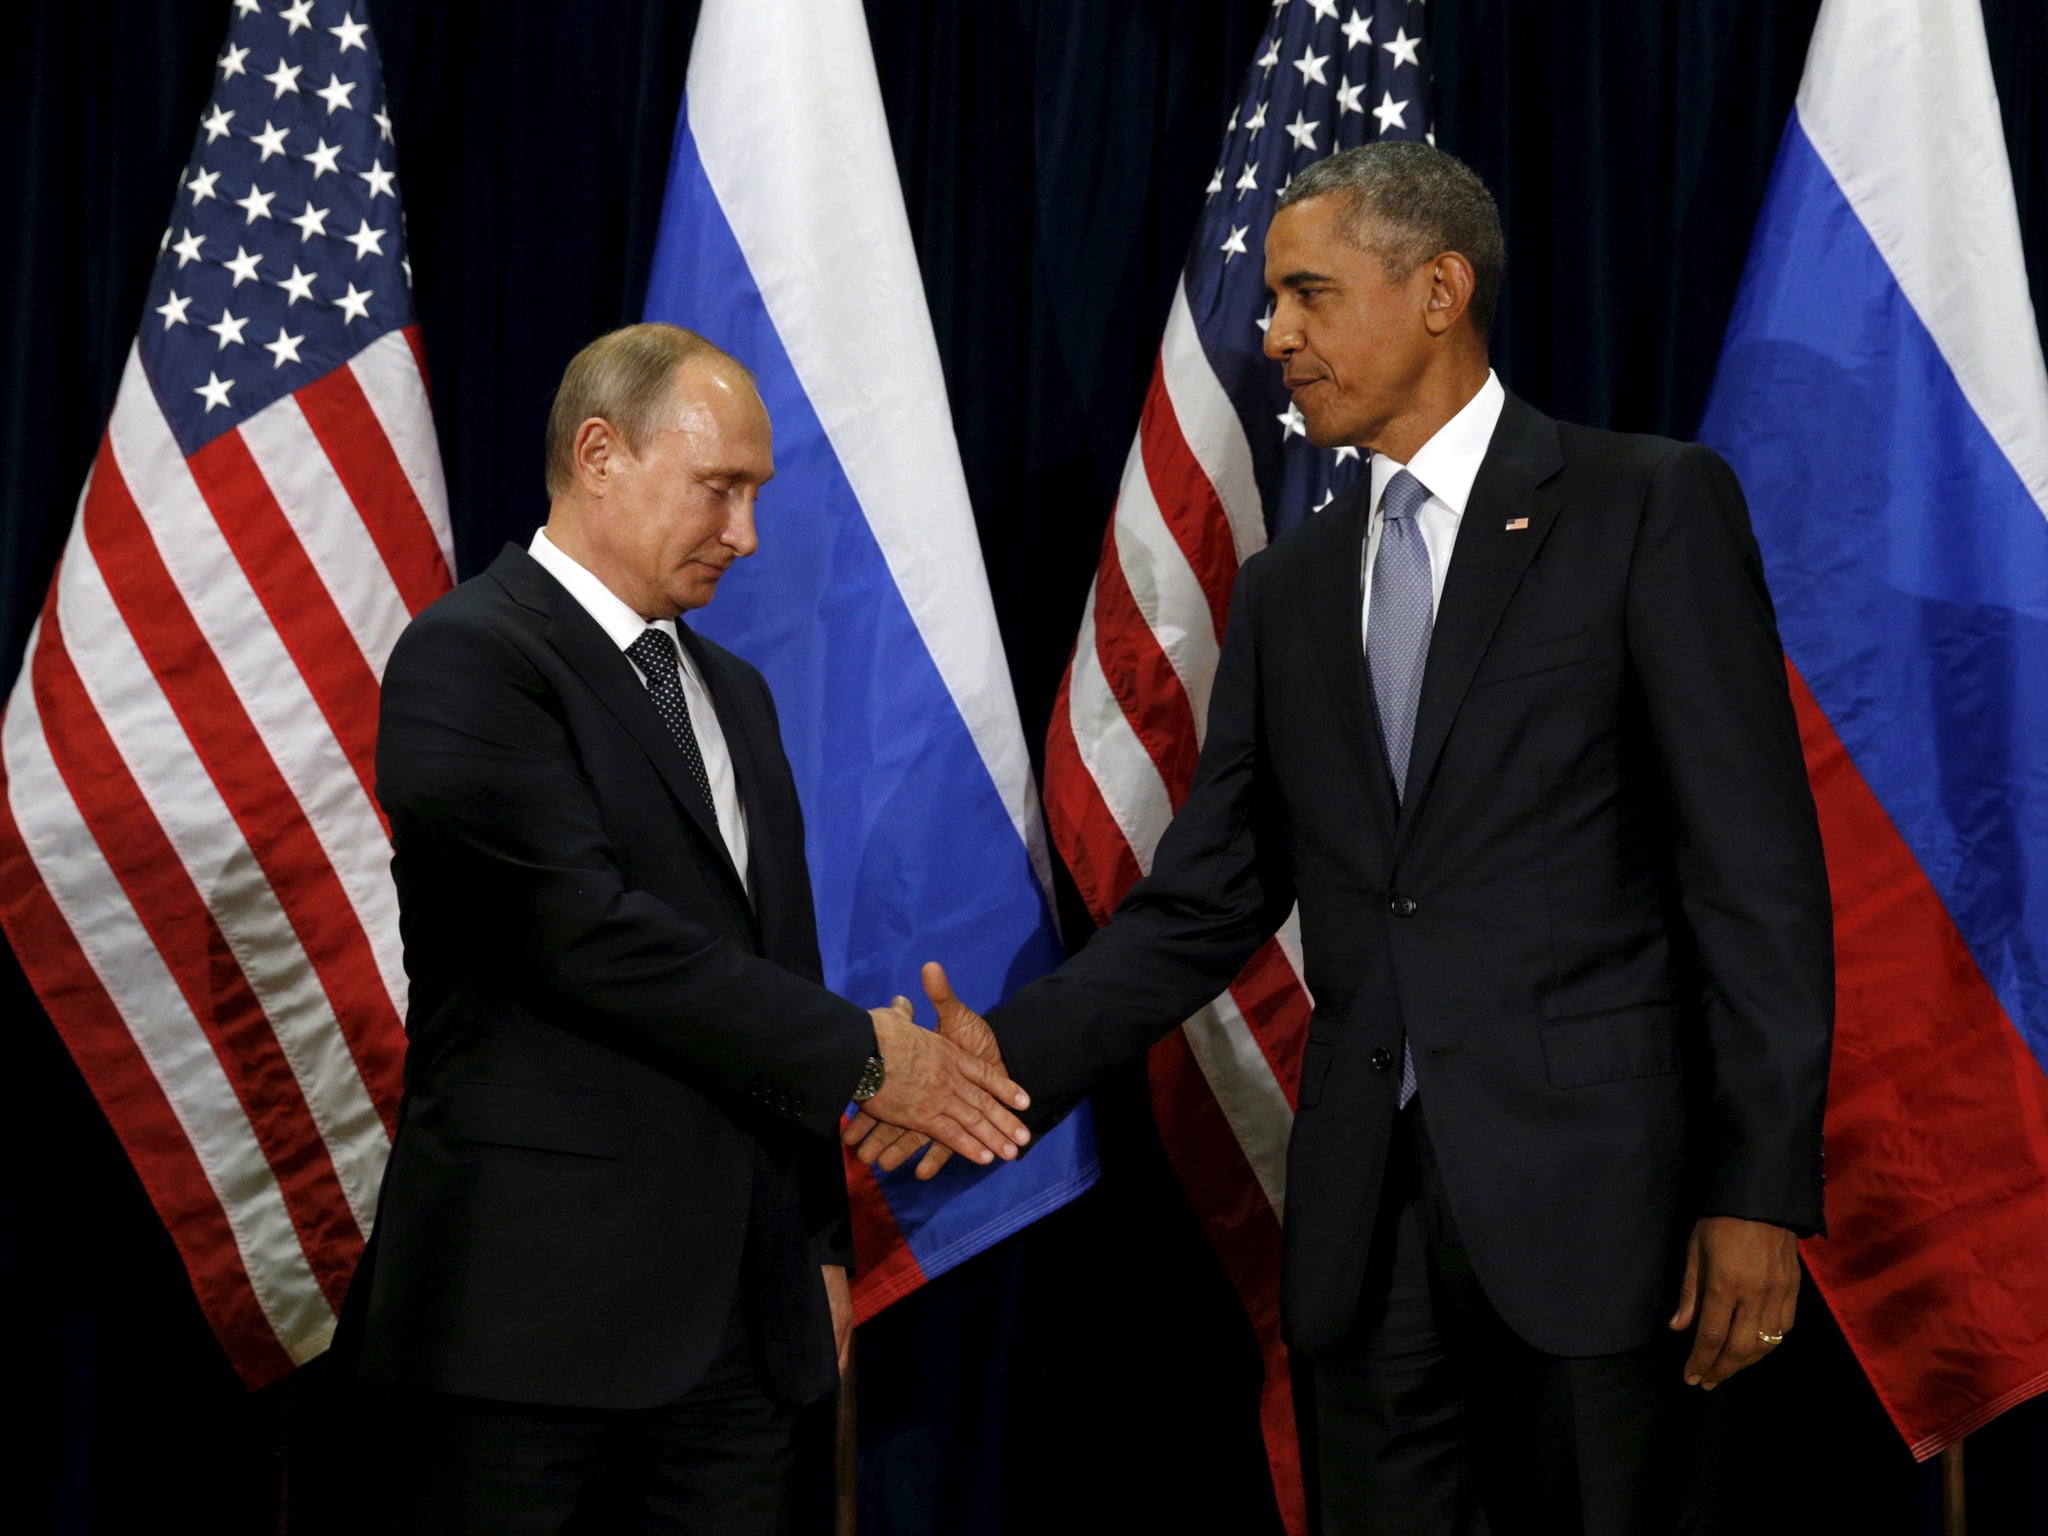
[542,323,750,497]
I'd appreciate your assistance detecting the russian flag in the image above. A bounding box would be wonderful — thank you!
[641,0,1099,1320]
[1698,0,2048,1456]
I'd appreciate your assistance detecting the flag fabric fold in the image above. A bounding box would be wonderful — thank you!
[1698,0,2048,1459]
[642,0,1098,1320]
[1037,3,1432,1528]
[0,0,446,1386]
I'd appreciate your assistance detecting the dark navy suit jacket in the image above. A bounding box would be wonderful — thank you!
[339,544,872,1408]
[994,395,1833,1358]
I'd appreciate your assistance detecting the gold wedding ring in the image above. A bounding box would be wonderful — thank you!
[1757,1331,1786,1346]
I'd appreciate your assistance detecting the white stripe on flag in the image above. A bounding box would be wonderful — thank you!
[1161,281,1268,567]
[1184,990,1293,1216]
[685,0,1052,895]
[1111,438,1226,742]
[349,330,456,572]
[2,675,334,1362]
[55,526,390,1229]
[239,393,414,679]
[1272,909,1309,996]
[105,355,408,1018]
[1067,590,1177,868]
[1796,0,2048,522]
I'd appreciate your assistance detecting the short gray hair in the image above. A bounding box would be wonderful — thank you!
[543,323,752,498]
[1276,142,1505,335]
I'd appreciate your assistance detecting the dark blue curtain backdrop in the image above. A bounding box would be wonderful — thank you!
[5,2,2047,1531]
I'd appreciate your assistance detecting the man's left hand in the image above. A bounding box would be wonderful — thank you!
[823,1264,853,1377]
[1668,1215,1801,1389]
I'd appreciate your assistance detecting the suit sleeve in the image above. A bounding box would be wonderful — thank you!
[993,563,1297,1115]
[748,670,857,1269]
[1626,443,1834,1234]
[376,607,875,1141]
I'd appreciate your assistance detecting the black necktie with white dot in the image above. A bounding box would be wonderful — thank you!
[624,627,719,825]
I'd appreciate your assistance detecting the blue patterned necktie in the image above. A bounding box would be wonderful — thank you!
[625,626,720,826]
[1367,468,1432,1107]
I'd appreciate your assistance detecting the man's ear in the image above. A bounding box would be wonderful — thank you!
[572,417,619,497]
[1422,252,1477,337]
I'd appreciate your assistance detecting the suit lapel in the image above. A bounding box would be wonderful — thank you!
[1397,397,1565,853]
[1305,483,1400,842]
[491,546,751,902]
[678,622,783,927]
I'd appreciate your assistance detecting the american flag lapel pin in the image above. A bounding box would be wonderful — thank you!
[1505,517,1530,531]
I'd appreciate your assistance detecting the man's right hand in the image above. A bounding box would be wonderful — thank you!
[846,962,1008,1179]
[860,997,1031,1167]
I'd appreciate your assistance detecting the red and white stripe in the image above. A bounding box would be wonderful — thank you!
[1042,281,1313,1534]
[0,328,451,1385]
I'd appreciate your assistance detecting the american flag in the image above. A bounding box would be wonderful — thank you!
[1040,1,1430,1525]
[0,0,448,1387]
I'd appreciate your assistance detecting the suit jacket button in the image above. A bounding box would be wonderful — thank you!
[1370,1048,1394,1072]
[1389,895,1418,917]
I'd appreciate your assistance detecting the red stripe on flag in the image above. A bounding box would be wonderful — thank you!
[295,366,453,616]
[1042,657,1144,926]
[82,441,406,1127]
[1046,305,1313,1525]
[186,428,384,820]
[1149,1026,1307,1534]
[1044,612,1307,1528]
[0,762,301,1389]
[1138,365,1240,639]
[1789,662,2048,1457]
[29,617,364,1309]
[1091,530,1202,807]
[402,324,432,396]
[1227,938,1311,1111]
[843,1131,929,1325]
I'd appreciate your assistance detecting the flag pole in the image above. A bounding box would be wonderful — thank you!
[1940,1439,1966,1536]
[836,1335,859,1535]
[276,1370,297,1536]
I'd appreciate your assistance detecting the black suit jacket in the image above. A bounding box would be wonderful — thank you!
[340,545,874,1409]
[994,395,1833,1358]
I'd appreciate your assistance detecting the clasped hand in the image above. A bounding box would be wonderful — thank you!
[849,962,1016,1180]
[857,962,1027,1174]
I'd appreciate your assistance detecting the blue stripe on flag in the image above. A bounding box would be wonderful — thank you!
[872,1092,1099,1270]
[1699,116,2048,1063]
[645,112,1096,1275]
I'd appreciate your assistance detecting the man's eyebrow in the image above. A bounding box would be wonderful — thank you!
[1278,268,1338,288]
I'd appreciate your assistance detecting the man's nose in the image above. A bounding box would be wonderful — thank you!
[1263,310,1297,361]
[724,494,760,558]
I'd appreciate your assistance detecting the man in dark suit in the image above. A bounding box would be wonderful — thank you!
[342,324,1032,1534]
[858,143,1832,1532]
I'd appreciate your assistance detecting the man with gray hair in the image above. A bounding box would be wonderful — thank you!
[886,142,1833,1531]
[340,323,1033,1531]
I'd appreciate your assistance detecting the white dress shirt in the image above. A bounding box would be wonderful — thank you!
[1360,369,1508,646]
[529,527,753,899]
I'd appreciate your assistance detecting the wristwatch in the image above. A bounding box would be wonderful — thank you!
[852,1053,887,1102]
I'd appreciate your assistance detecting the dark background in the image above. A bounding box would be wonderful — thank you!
[6,1,2048,1531]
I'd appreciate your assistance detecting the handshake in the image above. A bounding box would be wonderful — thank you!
[848,962,1028,1181]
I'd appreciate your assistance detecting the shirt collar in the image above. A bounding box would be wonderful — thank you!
[1366,369,1507,519]
[529,526,679,654]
